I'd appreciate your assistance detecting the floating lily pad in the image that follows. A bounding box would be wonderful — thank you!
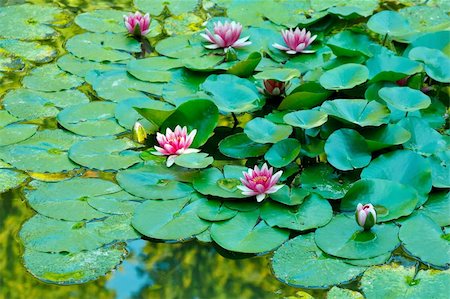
[196,198,238,221]
[66,32,141,62]
[300,163,352,199]
[404,31,450,57]
[193,166,248,199]
[132,197,210,240]
[261,194,332,231]
[69,138,142,171]
[344,252,392,267]
[319,64,369,90]
[324,129,371,171]
[0,39,57,63]
[278,83,332,110]
[23,64,83,92]
[341,178,419,222]
[379,86,431,112]
[218,133,270,159]
[25,177,121,221]
[321,99,390,127]
[23,244,127,284]
[174,153,213,169]
[421,192,450,227]
[283,110,328,129]
[87,192,142,215]
[127,57,183,82]
[315,214,400,259]
[264,138,301,168]
[95,214,141,241]
[0,169,28,193]
[155,35,206,59]
[366,55,423,82]
[428,152,450,188]
[269,186,310,206]
[367,11,411,36]
[254,68,301,81]
[399,6,450,39]
[272,233,366,288]
[0,111,17,127]
[327,287,364,299]
[117,163,195,200]
[326,31,372,57]
[361,265,450,299]
[75,9,131,33]
[134,0,199,15]
[244,118,292,144]
[201,74,263,113]
[226,52,262,77]
[399,213,450,268]
[0,129,83,173]
[2,89,89,120]
[0,124,38,146]
[57,54,125,78]
[211,209,289,254]
[362,124,411,151]
[57,102,126,137]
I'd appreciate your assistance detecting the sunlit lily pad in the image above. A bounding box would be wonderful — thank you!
[244,118,292,144]
[271,233,366,288]
[0,129,83,173]
[283,110,328,129]
[174,153,213,169]
[57,102,126,137]
[315,214,400,259]
[367,11,411,36]
[321,99,390,127]
[23,64,83,92]
[319,64,368,90]
[75,9,130,33]
[378,86,431,112]
[196,198,238,221]
[134,0,199,15]
[269,186,309,206]
[341,178,419,222]
[261,194,332,231]
[0,40,57,63]
[264,138,301,168]
[193,166,248,199]
[254,68,300,81]
[327,287,364,299]
[326,31,372,57]
[361,265,450,299]
[218,133,270,159]
[399,213,450,268]
[25,177,121,221]
[2,89,89,120]
[366,54,423,82]
[156,35,206,59]
[408,47,450,83]
[0,169,28,193]
[57,54,124,78]
[127,57,183,82]
[132,196,210,240]
[226,52,262,77]
[87,191,143,215]
[420,192,450,227]
[23,244,127,284]
[404,31,450,57]
[211,209,289,253]
[0,124,38,146]
[69,138,142,171]
[343,252,392,267]
[428,152,450,188]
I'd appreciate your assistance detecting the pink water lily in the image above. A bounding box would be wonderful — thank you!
[355,203,377,230]
[124,11,151,36]
[238,163,283,202]
[201,21,251,52]
[154,126,199,167]
[262,79,288,96]
[272,28,317,54]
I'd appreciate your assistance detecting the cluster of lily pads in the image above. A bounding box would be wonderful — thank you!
[0,0,449,297]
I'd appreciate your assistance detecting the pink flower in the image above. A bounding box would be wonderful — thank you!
[200,21,251,52]
[153,126,199,167]
[355,203,377,230]
[272,28,317,55]
[237,163,283,202]
[262,79,288,96]
[124,11,151,36]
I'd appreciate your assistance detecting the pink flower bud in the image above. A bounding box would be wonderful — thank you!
[355,203,377,230]
[124,11,151,37]
[263,79,288,96]
[272,27,317,55]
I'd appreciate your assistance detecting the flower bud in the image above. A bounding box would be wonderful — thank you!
[132,122,147,144]
[355,203,377,230]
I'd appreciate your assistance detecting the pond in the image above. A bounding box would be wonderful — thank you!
[0,0,449,298]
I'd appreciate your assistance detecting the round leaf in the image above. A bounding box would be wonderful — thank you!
[218,133,270,159]
[378,86,431,112]
[244,118,292,144]
[319,64,369,90]
[367,11,411,36]
[264,138,301,167]
[283,110,328,129]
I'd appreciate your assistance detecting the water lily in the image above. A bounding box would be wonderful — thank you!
[355,203,377,230]
[124,11,151,37]
[132,122,147,144]
[154,126,199,167]
[238,163,283,202]
[262,79,289,96]
[201,21,251,52]
[272,28,317,54]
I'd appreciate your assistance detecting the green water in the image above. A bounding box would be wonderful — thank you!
[0,0,310,298]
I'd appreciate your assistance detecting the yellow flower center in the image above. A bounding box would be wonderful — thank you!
[252,176,268,184]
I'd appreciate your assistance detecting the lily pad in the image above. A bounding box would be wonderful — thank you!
[23,244,127,284]
[326,31,372,57]
[404,31,450,57]
[196,198,238,221]
[366,55,423,82]
[57,54,125,78]
[341,178,419,222]
[269,186,310,206]
[327,287,364,299]
[254,68,300,81]
[261,194,332,231]
[87,192,142,215]
[134,0,199,15]
[127,57,183,82]
[408,47,450,83]
[0,39,57,63]
[66,32,141,62]
[210,209,289,254]
[57,102,126,137]
[174,153,213,169]
[75,9,137,34]
[428,152,450,188]
[23,64,83,92]
[244,118,292,144]
[0,124,38,146]
[367,11,411,36]
[201,74,263,113]
[155,35,206,59]
[315,214,400,259]
[324,129,371,171]
[218,133,270,159]
[283,110,328,129]
[264,138,301,168]
[271,233,366,288]
[25,177,121,221]
[193,166,248,199]
[0,169,28,193]
[399,213,450,268]
[226,52,262,77]
[378,86,431,112]
[278,82,332,110]
[132,196,210,240]
[362,124,411,151]
[69,138,142,171]
[321,99,390,127]
[319,64,369,90]
[421,191,450,227]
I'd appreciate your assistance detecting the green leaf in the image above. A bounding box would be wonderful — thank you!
[366,54,423,82]
[134,0,198,15]
[264,138,301,167]
[283,110,328,129]
[182,55,224,71]
[315,214,400,259]
[219,133,270,159]
[420,191,450,227]
[155,35,205,59]
[244,117,292,144]
[399,214,450,268]
[319,63,368,90]
[327,287,364,299]
[132,197,210,240]
[272,233,366,288]
[254,68,301,81]
[408,47,450,83]
[378,86,431,112]
[269,186,310,206]
[428,152,450,188]
[0,169,28,193]
[174,153,213,169]
[362,124,411,151]
[404,31,450,57]
[341,178,419,222]
[367,11,411,36]
[0,124,38,146]
[326,31,372,57]
[278,82,332,110]
[210,209,289,253]
[193,166,248,199]
[226,52,262,77]
[127,57,183,82]
[0,39,56,63]
[324,129,371,171]
[22,64,83,92]
[75,9,129,33]
[57,54,124,78]
[196,198,238,221]
[87,191,143,215]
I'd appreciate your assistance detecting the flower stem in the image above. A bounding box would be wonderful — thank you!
[231,112,239,130]
[382,33,388,46]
